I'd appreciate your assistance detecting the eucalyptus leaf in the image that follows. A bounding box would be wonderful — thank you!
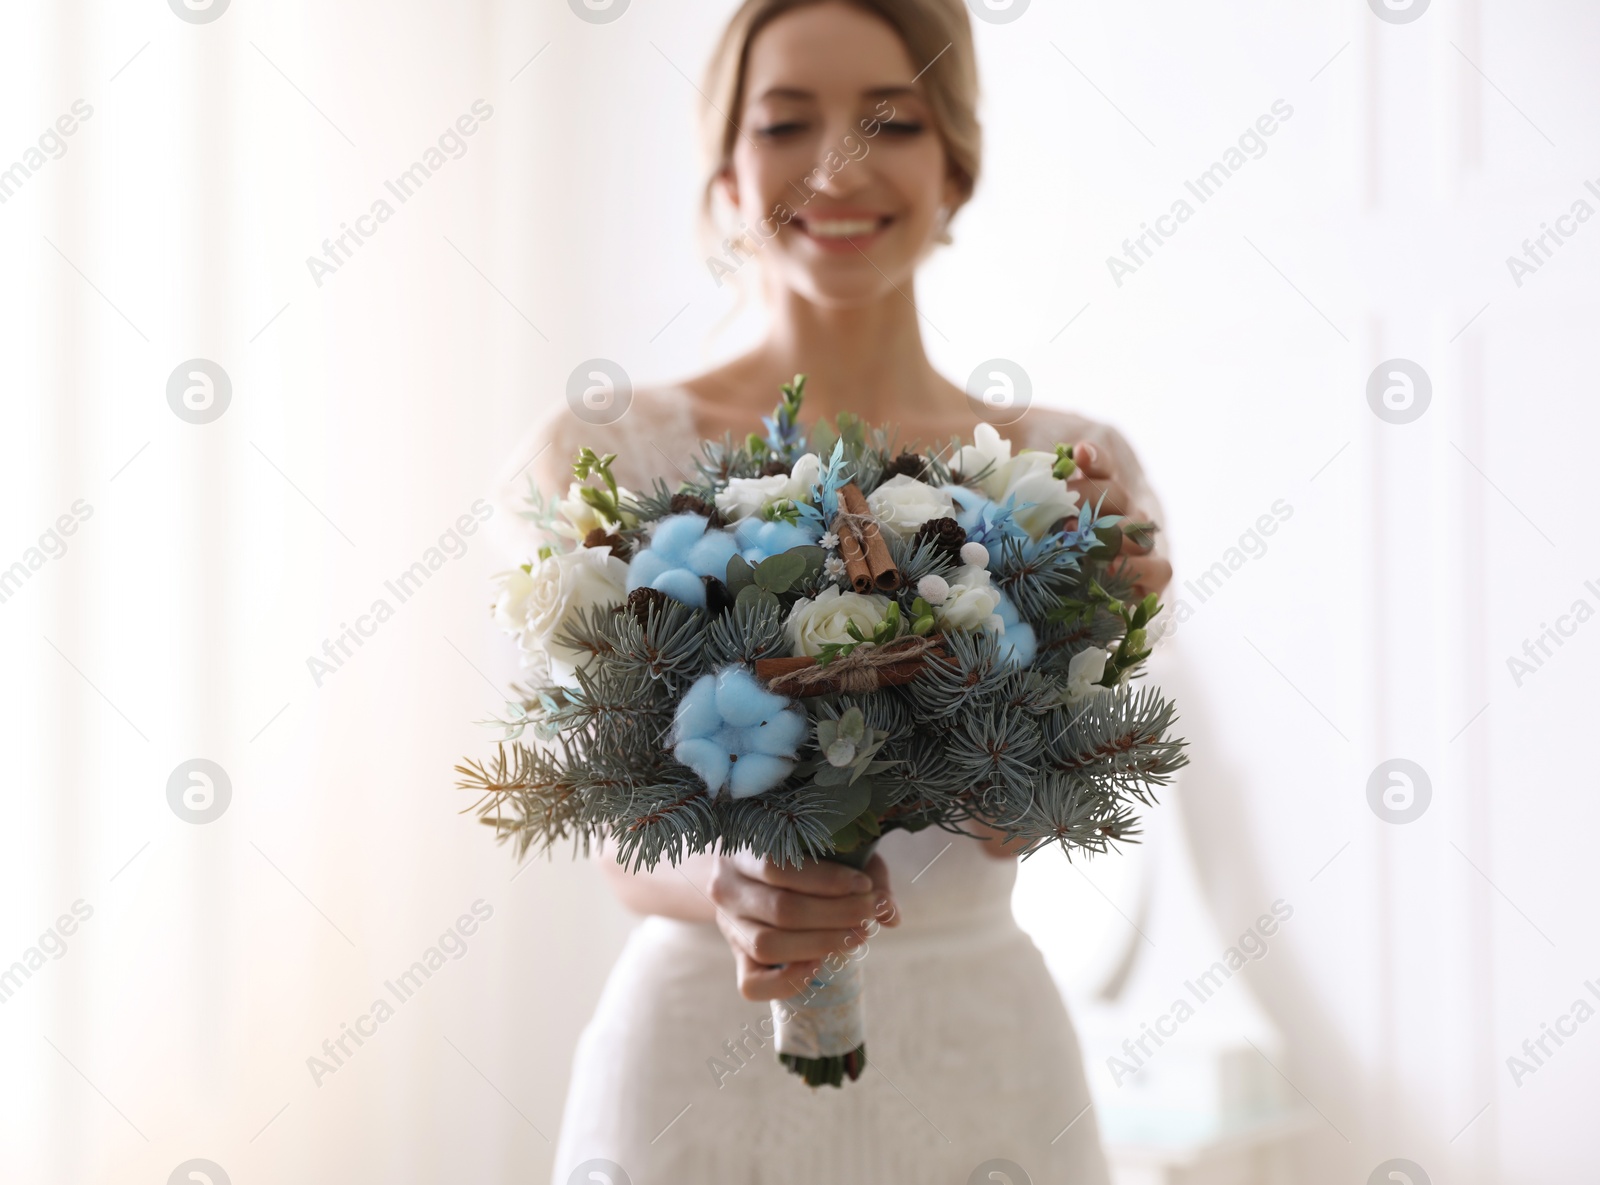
[735,583,779,613]
[725,553,755,596]
[814,763,854,787]
[830,820,863,852]
[787,545,826,581]
[810,777,872,833]
[754,551,807,593]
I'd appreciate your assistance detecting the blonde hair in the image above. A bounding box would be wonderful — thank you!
[700,0,982,221]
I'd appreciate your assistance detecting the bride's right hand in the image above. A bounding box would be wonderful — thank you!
[707,851,898,1002]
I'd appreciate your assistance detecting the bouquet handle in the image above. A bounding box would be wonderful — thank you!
[771,842,876,1087]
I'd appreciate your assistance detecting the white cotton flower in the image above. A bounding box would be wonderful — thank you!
[492,548,628,682]
[959,541,990,569]
[553,480,636,541]
[865,475,954,538]
[1065,647,1112,702]
[934,565,1003,632]
[916,574,950,606]
[785,586,891,656]
[714,452,822,522]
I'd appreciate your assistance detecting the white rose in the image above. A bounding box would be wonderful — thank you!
[1065,647,1111,702]
[1000,450,1079,540]
[493,547,628,678]
[554,480,637,541]
[715,473,790,523]
[866,474,954,538]
[785,585,891,656]
[934,564,1003,632]
[953,423,1079,540]
[714,452,823,522]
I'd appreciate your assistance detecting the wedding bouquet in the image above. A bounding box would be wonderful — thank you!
[459,378,1186,1087]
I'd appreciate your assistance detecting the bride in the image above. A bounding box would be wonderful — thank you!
[504,1,1171,1180]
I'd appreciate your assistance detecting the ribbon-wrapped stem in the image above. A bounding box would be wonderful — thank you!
[772,839,877,1087]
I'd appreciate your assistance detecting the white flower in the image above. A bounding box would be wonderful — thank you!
[493,547,628,679]
[1065,647,1111,702]
[715,452,822,522]
[953,423,1079,541]
[934,565,1003,632]
[823,555,848,580]
[553,480,636,542]
[916,574,949,606]
[785,585,891,656]
[952,423,1013,499]
[865,475,954,538]
[1001,450,1079,540]
[959,541,990,569]
[819,531,839,550]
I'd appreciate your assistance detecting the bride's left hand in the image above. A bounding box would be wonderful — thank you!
[1067,440,1172,600]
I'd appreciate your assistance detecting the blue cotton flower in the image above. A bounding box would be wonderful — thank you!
[732,517,821,564]
[626,514,739,609]
[672,666,807,799]
[994,593,1037,669]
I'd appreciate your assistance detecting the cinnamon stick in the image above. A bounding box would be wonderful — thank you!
[754,638,948,696]
[833,502,874,594]
[753,656,817,681]
[838,483,902,593]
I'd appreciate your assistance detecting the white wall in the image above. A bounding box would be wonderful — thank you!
[1,2,1596,1183]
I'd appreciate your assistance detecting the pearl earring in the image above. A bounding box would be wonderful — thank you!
[935,207,954,245]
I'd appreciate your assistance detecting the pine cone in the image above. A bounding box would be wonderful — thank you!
[759,459,792,478]
[583,526,628,557]
[881,451,928,482]
[622,587,668,626]
[913,516,967,563]
[668,493,727,529]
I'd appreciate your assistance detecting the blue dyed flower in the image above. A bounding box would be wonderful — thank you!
[948,486,1031,549]
[733,516,821,564]
[672,666,808,799]
[626,514,739,609]
[994,593,1037,669]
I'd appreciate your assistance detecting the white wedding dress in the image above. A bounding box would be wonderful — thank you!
[497,393,1160,1185]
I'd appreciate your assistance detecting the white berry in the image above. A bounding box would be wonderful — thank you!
[917,574,950,605]
[959,541,990,569]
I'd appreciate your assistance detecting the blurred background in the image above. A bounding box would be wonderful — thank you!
[2,1,1597,1182]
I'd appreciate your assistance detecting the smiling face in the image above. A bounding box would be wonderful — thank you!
[721,2,959,308]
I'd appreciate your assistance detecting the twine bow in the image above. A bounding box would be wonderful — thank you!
[761,635,946,696]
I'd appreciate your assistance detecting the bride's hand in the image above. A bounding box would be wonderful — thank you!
[1067,440,1172,600]
[707,851,898,1002]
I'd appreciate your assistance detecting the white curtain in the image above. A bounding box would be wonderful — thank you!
[3,2,1596,1183]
